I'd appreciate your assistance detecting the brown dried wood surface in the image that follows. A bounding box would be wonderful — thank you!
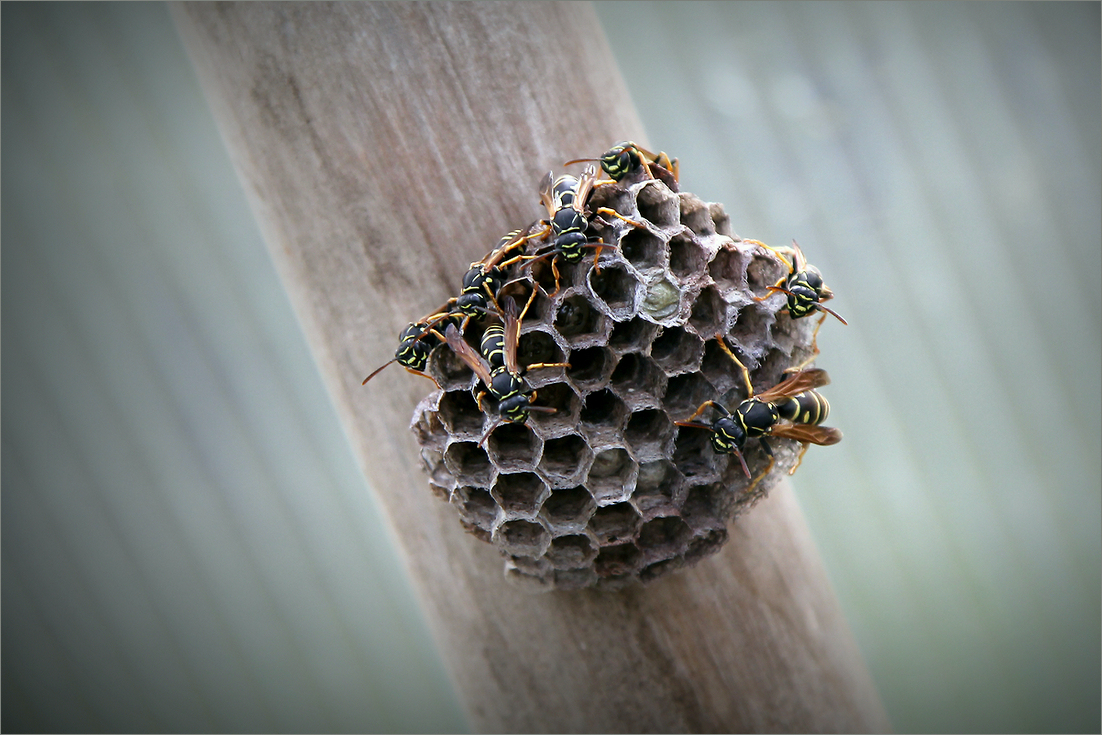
[174,3,890,731]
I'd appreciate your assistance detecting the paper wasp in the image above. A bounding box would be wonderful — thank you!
[361,311,458,386]
[444,292,570,438]
[750,239,848,372]
[675,338,841,487]
[565,141,679,187]
[522,165,645,295]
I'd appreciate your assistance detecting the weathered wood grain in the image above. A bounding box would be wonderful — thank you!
[174,3,889,731]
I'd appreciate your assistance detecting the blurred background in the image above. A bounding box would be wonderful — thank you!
[2,2,1098,732]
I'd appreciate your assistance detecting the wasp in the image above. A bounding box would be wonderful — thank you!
[361,310,458,386]
[565,141,679,187]
[749,239,848,372]
[676,338,841,488]
[444,292,570,438]
[522,165,645,295]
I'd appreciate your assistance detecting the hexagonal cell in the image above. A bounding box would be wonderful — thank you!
[492,472,549,518]
[451,485,498,532]
[493,518,551,557]
[579,389,629,442]
[635,180,680,229]
[541,485,597,530]
[589,502,642,545]
[485,422,541,471]
[669,232,708,280]
[412,404,449,451]
[608,316,659,353]
[443,441,493,486]
[708,245,747,293]
[586,447,637,504]
[672,425,721,483]
[554,292,608,345]
[650,326,704,375]
[594,542,642,578]
[681,482,734,531]
[421,448,453,500]
[499,281,552,324]
[637,516,692,562]
[529,255,583,295]
[632,459,684,518]
[618,227,665,271]
[624,409,677,460]
[728,302,775,356]
[709,203,732,237]
[700,337,747,396]
[688,285,727,337]
[662,372,716,419]
[526,381,581,434]
[641,276,681,322]
[538,435,593,487]
[518,329,566,376]
[507,553,550,576]
[565,346,616,389]
[460,519,492,544]
[544,533,598,569]
[745,248,788,293]
[438,389,485,436]
[685,527,729,562]
[428,337,475,391]
[609,353,666,408]
[589,264,639,319]
[679,193,716,237]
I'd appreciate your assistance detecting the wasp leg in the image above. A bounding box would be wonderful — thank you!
[788,442,811,475]
[525,361,571,371]
[403,366,441,389]
[596,206,648,230]
[713,336,754,398]
[785,312,827,374]
[745,454,776,496]
[685,399,723,423]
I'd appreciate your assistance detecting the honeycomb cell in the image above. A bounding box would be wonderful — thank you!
[485,422,541,472]
[685,527,728,562]
[609,316,659,353]
[579,388,629,443]
[494,518,551,558]
[688,284,727,337]
[632,459,684,518]
[618,227,665,270]
[640,557,686,583]
[624,409,676,459]
[554,293,608,345]
[728,302,775,356]
[700,337,746,396]
[708,245,747,293]
[650,326,704,374]
[641,276,681,321]
[745,248,788,293]
[635,180,680,229]
[438,389,485,436]
[526,381,581,434]
[681,482,733,532]
[544,533,598,569]
[452,485,498,531]
[492,472,549,518]
[709,203,732,237]
[443,441,493,486]
[609,353,666,408]
[428,338,476,391]
[541,486,597,531]
[589,264,640,319]
[672,426,721,483]
[679,193,716,237]
[594,542,642,577]
[662,372,716,419]
[589,502,642,545]
[518,329,567,376]
[669,232,708,280]
[586,447,638,504]
[565,346,615,389]
[412,406,449,451]
[538,435,593,487]
[637,516,692,562]
[422,448,452,500]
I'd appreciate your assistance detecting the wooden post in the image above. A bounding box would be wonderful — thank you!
[174,3,890,731]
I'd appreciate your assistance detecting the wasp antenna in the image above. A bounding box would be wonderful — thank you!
[563,157,599,167]
[817,302,848,326]
[734,449,751,479]
[362,357,397,385]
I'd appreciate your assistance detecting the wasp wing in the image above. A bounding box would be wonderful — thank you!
[538,171,556,220]
[768,423,842,446]
[755,368,831,403]
[573,164,597,213]
[444,324,494,387]
[501,296,521,375]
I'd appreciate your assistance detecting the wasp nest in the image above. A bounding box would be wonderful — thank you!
[411,177,818,590]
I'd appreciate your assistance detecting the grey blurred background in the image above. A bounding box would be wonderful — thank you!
[2,2,1098,732]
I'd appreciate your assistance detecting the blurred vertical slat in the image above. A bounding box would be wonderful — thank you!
[1,4,466,732]
[597,2,1100,732]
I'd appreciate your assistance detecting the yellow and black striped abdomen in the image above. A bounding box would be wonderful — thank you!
[481,323,507,371]
[774,390,830,425]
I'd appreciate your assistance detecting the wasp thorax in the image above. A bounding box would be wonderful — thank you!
[412,174,826,590]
